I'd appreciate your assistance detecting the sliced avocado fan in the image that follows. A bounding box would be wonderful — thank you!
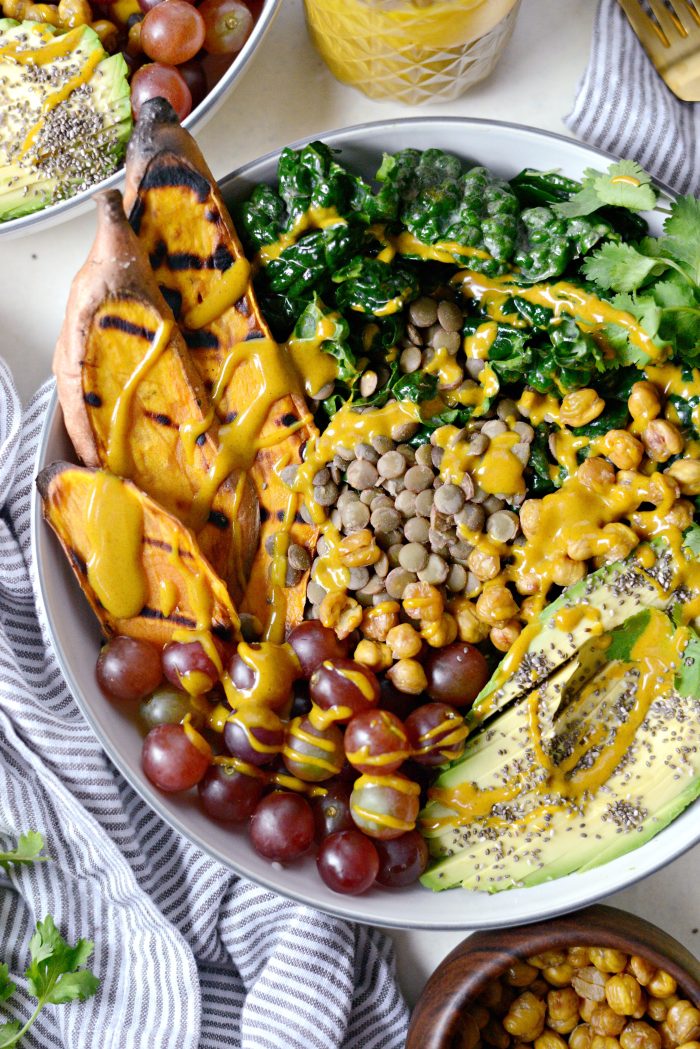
[420,528,700,893]
[0,20,132,221]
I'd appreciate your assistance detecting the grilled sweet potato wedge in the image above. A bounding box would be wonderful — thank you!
[123,100,318,640]
[53,190,259,601]
[37,462,240,647]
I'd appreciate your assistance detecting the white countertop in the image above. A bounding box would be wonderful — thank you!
[3,0,698,1009]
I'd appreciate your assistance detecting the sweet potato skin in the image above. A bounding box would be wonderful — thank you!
[125,103,319,639]
[37,461,240,648]
[52,190,259,601]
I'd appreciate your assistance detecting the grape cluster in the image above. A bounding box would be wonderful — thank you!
[95,623,489,895]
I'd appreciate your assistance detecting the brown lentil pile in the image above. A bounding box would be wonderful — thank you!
[454,946,700,1049]
[400,293,481,391]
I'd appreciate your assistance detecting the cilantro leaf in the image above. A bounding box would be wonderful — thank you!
[0,832,48,871]
[606,610,652,662]
[554,160,657,218]
[683,523,700,559]
[26,917,96,1004]
[581,242,665,292]
[662,196,700,285]
[592,160,657,211]
[0,967,14,1005]
[0,1022,21,1049]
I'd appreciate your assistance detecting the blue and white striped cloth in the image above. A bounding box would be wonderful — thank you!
[0,357,408,1048]
[566,0,700,195]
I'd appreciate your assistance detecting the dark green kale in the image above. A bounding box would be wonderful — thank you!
[277,141,373,225]
[461,317,531,384]
[235,183,287,253]
[356,359,438,410]
[514,206,612,283]
[528,429,559,495]
[292,298,358,385]
[333,257,420,317]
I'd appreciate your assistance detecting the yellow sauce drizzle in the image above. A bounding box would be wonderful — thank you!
[182,259,251,330]
[85,472,146,619]
[258,207,348,265]
[286,311,340,397]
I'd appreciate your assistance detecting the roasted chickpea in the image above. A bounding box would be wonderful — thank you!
[467,546,502,581]
[520,499,543,539]
[27,3,61,22]
[503,991,547,1041]
[571,1025,595,1049]
[361,600,400,642]
[601,430,645,471]
[451,598,491,644]
[577,456,616,492]
[606,975,645,1017]
[665,499,695,530]
[57,0,91,25]
[353,639,392,672]
[535,1031,569,1049]
[648,972,678,1000]
[666,458,700,496]
[569,947,592,969]
[561,388,606,427]
[591,1007,627,1038]
[547,987,581,1031]
[339,529,382,568]
[386,658,427,695]
[490,619,522,652]
[421,612,458,648]
[641,420,684,463]
[505,961,539,987]
[544,964,576,988]
[90,17,118,48]
[573,967,609,1002]
[319,592,363,639]
[476,584,519,625]
[551,556,587,587]
[628,381,661,421]
[386,623,422,660]
[402,581,444,622]
[666,1002,700,1044]
[620,1022,662,1049]
[591,1037,622,1049]
[628,957,657,987]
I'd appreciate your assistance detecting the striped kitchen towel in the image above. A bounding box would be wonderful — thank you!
[0,356,408,1049]
[566,0,700,195]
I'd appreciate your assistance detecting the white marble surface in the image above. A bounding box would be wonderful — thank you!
[2,0,698,1009]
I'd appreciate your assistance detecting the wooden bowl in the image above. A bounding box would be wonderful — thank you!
[407,904,700,1049]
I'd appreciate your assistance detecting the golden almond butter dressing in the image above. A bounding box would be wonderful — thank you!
[282,716,341,774]
[106,319,173,477]
[344,711,410,769]
[285,310,341,398]
[20,43,104,157]
[182,259,251,331]
[351,773,421,832]
[369,225,492,266]
[452,270,664,360]
[410,714,469,760]
[222,641,299,709]
[228,704,285,755]
[85,471,147,619]
[258,207,348,265]
[463,321,498,360]
[428,607,691,831]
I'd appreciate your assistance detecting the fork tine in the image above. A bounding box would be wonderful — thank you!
[617,0,669,51]
[681,0,700,23]
[647,0,679,41]
[665,0,698,34]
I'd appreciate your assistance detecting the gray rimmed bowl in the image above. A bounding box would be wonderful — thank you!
[0,0,281,240]
[30,117,700,928]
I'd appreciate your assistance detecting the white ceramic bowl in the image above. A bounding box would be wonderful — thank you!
[31,117,699,930]
[0,0,280,241]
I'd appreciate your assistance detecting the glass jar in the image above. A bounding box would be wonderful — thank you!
[303,0,521,106]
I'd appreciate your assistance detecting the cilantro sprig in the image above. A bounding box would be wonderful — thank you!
[554,160,658,217]
[582,195,700,364]
[0,832,50,871]
[0,833,99,1047]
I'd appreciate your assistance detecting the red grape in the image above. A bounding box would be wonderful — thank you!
[142,723,210,791]
[249,792,314,862]
[141,0,205,65]
[309,658,379,724]
[343,710,410,775]
[316,831,379,895]
[227,642,298,710]
[162,639,218,695]
[198,762,263,821]
[223,707,284,766]
[287,620,347,678]
[130,63,192,121]
[199,0,253,55]
[178,59,208,108]
[312,781,354,841]
[350,773,420,840]
[424,642,489,707]
[140,686,201,730]
[374,830,429,887]
[96,636,162,701]
[378,677,420,721]
[282,716,344,782]
[405,703,468,766]
[138,0,196,11]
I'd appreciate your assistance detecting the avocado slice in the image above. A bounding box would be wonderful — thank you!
[469,528,698,727]
[0,21,131,221]
[420,533,700,893]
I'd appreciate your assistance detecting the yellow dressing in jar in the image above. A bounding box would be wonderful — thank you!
[303,0,521,104]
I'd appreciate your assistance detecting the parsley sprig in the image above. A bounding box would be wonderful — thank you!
[0,832,99,1047]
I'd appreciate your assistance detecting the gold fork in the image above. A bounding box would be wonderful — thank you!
[617,0,700,100]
